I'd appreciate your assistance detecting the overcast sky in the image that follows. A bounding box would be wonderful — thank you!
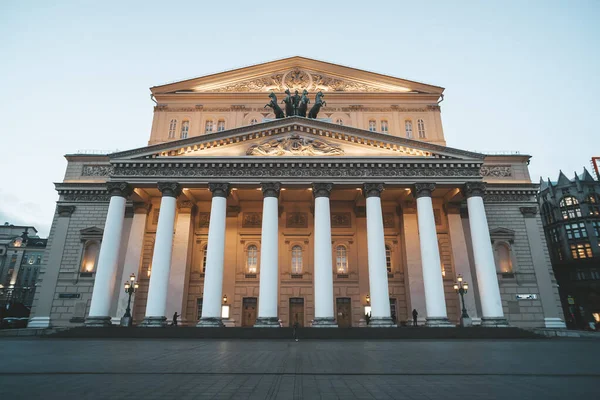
[1,0,599,237]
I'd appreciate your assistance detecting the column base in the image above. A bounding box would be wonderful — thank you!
[368,317,396,328]
[139,316,167,327]
[481,317,509,327]
[312,317,338,328]
[425,317,454,327]
[27,316,51,329]
[254,317,280,328]
[196,317,224,327]
[544,317,567,329]
[84,316,113,327]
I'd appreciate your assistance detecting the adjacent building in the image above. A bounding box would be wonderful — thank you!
[28,57,565,329]
[539,169,600,329]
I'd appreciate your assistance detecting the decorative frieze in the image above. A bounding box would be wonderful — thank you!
[331,212,351,228]
[286,212,308,228]
[82,165,114,176]
[197,213,210,228]
[480,165,512,178]
[247,134,344,156]
[383,213,395,228]
[61,193,111,202]
[484,190,537,203]
[242,213,262,228]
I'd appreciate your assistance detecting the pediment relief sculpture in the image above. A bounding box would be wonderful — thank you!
[210,68,391,93]
[246,134,344,157]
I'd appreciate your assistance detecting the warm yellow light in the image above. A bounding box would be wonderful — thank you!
[464,282,469,291]
[231,188,238,191]
[356,188,361,191]
[280,188,286,191]
[223,294,228,303]
[124,282,130,290]
[457,275,463,283]
[134,282,139,289]
[308,188,313,191]
[85,262,94,272]
[129,273,136,282]
[147,268,152,277]
[366,294,370,304]
[453,284,459,291]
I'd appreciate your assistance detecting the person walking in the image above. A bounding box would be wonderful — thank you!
[412,309,418,327]
[172,312,179,327]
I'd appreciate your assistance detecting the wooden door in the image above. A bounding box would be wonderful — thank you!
[289,298,304,327]
[336,298,352,328]
[242,297,257,327]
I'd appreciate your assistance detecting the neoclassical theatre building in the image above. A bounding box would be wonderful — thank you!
[29,57,566,329]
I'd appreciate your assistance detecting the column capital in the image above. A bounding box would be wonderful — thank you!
[362,183,384,198]
[157,182,182,198]
[57,205,76,217]
[462,182,487,198]
[520,206,538,218]
[261,182,281,198]
[106,182,133,198]
[208,183,230,198]
[177,200,195,213]
[312,183,334,198]
[412,183,436,199]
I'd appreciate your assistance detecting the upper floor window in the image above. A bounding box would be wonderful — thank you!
[336,118,343,126]
[336,245,348,274]
[385,245,392,273]
[168,119,177,138]
[592,221,600,237]
[560,196,582,220]
[291,245,303,274]
[368,120,376,132]
[205,120,214,133]
[565,222,588,240]
[549,227,560,243]
[180,120,189,139]
[217,120,225,132]
[381,120,389,133]
[80,240,100,273]
[494,242,513,273]
[247,245,258,274]
[588,194,600,216]
[417,119,426,138]
[541,202,555,225]
[405,120,413,138]
[202,244,208,273]
[571,243,592,259]
[250,118,258,125]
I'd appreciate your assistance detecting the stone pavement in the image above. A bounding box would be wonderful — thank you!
[0,338,598,399]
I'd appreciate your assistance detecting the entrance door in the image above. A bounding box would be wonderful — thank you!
[336,298,352,328]
[242,297,257,327]
[289,298,304,327]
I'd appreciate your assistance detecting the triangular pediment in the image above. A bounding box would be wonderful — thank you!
[151,56,444,95]
[110,117,483,162]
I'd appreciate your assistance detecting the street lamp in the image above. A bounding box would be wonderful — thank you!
[120,273,139,327]
[453,274,471,327]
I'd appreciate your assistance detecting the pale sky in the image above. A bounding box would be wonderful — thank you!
[1,0,599,237]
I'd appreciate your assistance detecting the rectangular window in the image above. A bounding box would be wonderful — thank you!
[570,243,593,259]
[593,221,600,237]
[565,222,588,240]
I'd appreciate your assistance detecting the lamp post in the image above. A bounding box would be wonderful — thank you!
[120,273,138,327]
[453,274,471,327]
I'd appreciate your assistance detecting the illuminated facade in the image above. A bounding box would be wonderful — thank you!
[29,57,565,329]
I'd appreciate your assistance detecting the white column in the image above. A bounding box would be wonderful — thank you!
[464,182,508,327]
[197,183,229,327]
[166,201,194,325]
[414,184,452,327]
[312,183,337,327]
[86,183,132,327]
[363,183,394,327]
[255,183,281,327]
[113,203,149,323]
[141,182,181,327]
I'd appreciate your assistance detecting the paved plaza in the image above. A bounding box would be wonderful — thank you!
[0,338,598,399]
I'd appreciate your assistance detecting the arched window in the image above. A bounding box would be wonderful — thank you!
[385,245,392,273]
[381,120,389,133]
[405,120,413,138]
[336,245,348,274]
[201,244,208,273]
[587,194,600,216]
[291,245,303,274]
[368,120,376,132]
[495,242,513,273]
[417,119,426,138]
[335,118,343,126]
[559,196,582,220]
[247,245,258,273]
[180,120,189,139]
[80,241,100,273]
[250,118,258,125]
[217,120,225,132]
[541,202,555,225]
[168,119,177,138]
[205,120,214,133]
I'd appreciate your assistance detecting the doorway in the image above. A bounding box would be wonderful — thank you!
[336,297,352,328]
[289,298,304,327]
[242,297,257,327]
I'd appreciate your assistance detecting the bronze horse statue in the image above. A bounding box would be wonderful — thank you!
[308,91,326,119]
[265,92,285,119]
[297,90,310,117]
[282,89,294,117]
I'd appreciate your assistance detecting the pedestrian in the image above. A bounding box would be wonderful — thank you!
[293,314,299,342]
[412,309,418,327]
[172,312,179,327]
